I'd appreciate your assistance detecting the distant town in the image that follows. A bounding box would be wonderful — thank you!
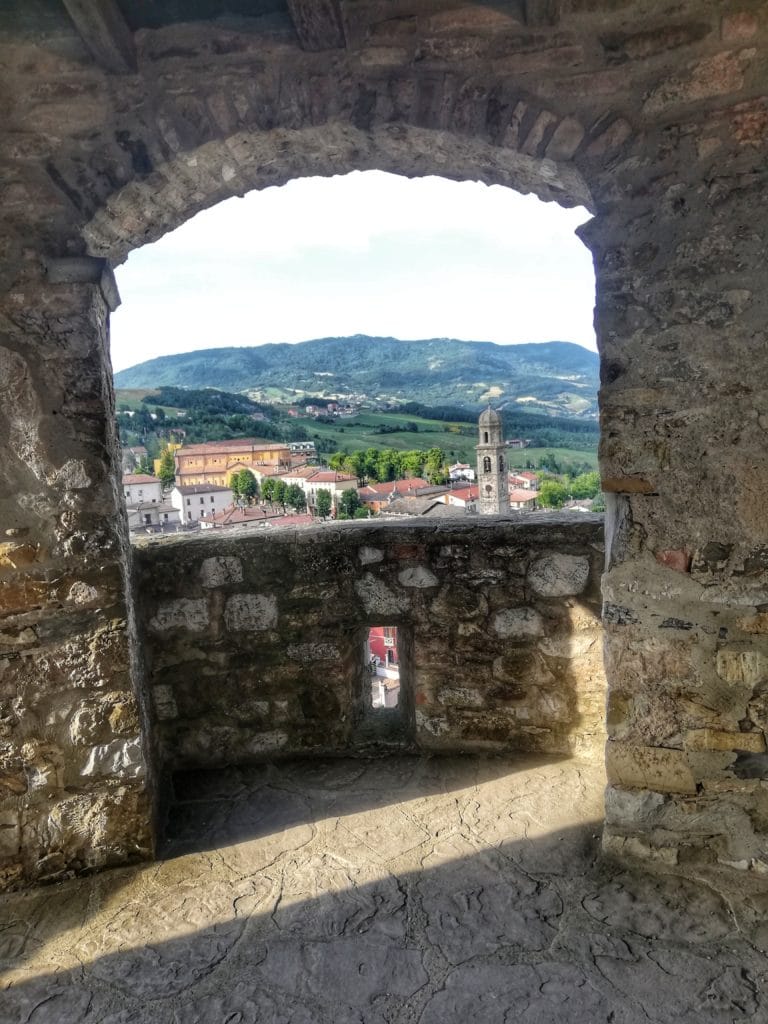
[121,408,603,539]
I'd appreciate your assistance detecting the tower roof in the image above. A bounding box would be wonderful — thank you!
[479,405,502,426]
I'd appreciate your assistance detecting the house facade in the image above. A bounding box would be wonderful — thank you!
[173,438,291,487]
[171,484,234,524]
[123,473,163,505]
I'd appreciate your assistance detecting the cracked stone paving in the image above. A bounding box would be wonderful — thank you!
[1,754,767,1022]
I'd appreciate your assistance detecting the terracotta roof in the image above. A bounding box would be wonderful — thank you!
[177,439,290,455]
[362,478,430,497]
[450,486,478,502]
[173,483,233,495]
[206,507,314,528]
[123,474,161,484]
[307,471,357,484]
[509,488,538,503]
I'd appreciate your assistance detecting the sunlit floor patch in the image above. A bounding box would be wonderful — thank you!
[1,755,767,1023]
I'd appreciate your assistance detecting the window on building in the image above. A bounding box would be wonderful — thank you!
[200,497,204,504]
[210,496,215,503]
[366,626,400,709]
[186,498,191,506]
[187,511,191,520]
[483,456,491,473]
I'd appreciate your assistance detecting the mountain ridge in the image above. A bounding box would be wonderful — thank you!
[114,336,599,415]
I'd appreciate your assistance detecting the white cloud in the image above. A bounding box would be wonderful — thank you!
[111,171,595,372]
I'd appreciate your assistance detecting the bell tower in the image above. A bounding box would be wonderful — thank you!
[476,406,509,515]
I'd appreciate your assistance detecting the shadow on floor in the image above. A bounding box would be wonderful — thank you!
[162,751,574,857]
[0,755,766,1023]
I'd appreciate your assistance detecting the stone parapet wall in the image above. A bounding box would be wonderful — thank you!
[133,516,606,769]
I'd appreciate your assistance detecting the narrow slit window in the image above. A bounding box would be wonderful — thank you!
[366,626,400,709]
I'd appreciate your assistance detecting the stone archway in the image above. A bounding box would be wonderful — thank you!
[1,2,767,884]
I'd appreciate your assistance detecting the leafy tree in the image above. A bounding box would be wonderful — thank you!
[375,448,399,483]
[398,450,424,478]
[339,488,361,518]
[538,480,569,509]
[230,471,243,500]
[285,483,306,511]
[569,471,601,500]
[316,489,332,518]
[157,447,176,488]
[237,469,258,503]
[261,477,276,501]
[272,479,287,505]
[591,492,606,512]
[424,446,447,484]
[354,507,369,519]
[328,452,347,472]
[136,454,154,475]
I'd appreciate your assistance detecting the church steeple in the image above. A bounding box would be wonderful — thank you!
[476,406,508,515]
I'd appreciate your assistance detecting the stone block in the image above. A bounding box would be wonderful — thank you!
[224,593,278,632]
[354,574,408,616]
[684,729,766,754]
[398,566,439,589]
[606,742,697,794]
[721,13,758,42]
[199,556,243,588]
[81,736,145,779]
[358,546,384,565]
[0,543,39,572]
[655,549,691,572]
[149,598,209,634]
[286,642,342,662]
[716,649,767,685]
[0,810,20,857]
[493,607,544,638]
[527,553,589,597]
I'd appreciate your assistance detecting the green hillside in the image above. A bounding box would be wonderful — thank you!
[114,336,599,416]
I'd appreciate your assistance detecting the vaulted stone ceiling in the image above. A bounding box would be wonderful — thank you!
[1,1,765,271]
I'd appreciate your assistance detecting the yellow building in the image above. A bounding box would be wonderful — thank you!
[152,442,182,477]
[173,438,291,487]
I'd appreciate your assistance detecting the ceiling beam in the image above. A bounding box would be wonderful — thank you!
[61,0,137,74]
[286,0,346,51]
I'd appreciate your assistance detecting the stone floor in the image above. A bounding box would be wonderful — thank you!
[1,754,768,1023]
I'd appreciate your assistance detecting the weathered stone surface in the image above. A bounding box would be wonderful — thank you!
[199,555,242,588]
[81,736,144,779]
[134,520,604,767]
[493,607,545,638]
[685,728,766,754]
[4,755,768,1024]
[606,742,697,795]
[397,566,439,588]
[223,593,278,632]
[527,553,589,597]
[149,598,209,634]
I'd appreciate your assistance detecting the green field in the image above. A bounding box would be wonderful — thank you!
[115,389,597,471]
[296,412,597,470]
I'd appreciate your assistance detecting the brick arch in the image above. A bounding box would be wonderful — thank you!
[81,115,599,266]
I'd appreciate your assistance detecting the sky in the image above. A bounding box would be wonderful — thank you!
[110,170,596,374]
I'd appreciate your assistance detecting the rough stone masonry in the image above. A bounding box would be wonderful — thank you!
[1,1,768,884]
[133,516,605,770]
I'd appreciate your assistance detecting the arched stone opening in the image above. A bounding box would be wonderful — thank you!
[2,2,767,885]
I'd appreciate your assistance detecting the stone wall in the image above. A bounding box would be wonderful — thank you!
[133,517,605,770]
[0,268,154,890]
